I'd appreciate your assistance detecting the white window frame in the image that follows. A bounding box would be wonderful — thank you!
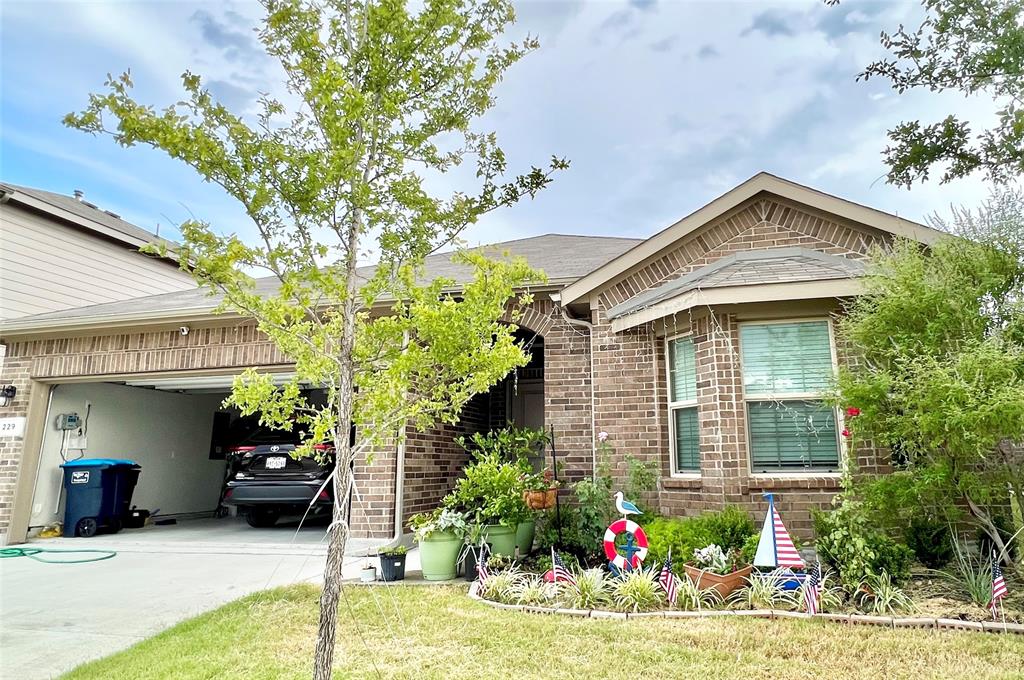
[737,317,846,477]
[664,333,700,477]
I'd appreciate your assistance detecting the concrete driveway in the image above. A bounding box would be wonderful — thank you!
[1,518,399,679]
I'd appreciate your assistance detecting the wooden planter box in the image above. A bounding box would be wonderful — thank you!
[523,488,558,510]
[683,564,753,598]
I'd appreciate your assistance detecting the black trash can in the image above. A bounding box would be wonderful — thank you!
[60,459,141,537]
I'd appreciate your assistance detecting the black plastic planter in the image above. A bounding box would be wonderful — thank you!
[379,552,407,582]
[463,549,477,581]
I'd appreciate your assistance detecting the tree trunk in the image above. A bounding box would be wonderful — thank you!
[312,460,352,680]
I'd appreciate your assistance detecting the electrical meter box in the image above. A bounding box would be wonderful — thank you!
[56,413,81,431]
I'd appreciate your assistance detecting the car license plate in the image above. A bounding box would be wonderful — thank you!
[265,456,287,470]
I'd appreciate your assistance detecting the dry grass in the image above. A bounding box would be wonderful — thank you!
[65,584,1024,680]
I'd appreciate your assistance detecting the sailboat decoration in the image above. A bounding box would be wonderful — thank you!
[753,493,805,573]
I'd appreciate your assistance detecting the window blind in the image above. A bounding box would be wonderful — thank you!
[668,337,697,403]
[673,406,700,472]
[748,400,839,471]
[740,321,833,396]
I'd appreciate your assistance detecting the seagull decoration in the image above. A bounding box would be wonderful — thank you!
[614,491,642,518]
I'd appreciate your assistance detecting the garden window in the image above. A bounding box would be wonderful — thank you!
[667,336,699,473]
[739,320,840,472]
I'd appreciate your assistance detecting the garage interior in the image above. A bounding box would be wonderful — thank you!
[27,374,330,547]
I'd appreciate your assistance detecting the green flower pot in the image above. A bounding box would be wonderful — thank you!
[418,530,462,581]
[516,519,535,556]
[482,524,517,557]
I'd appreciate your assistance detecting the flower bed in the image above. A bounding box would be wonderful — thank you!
[468,581,1024,635]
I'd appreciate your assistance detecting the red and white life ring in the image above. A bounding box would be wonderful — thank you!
[603,518,649,570]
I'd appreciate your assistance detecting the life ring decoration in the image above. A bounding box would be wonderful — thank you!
[603,518,649,572]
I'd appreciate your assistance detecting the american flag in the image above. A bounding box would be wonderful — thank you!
[659,548,678,606]
[804,561,822,615]
[991,552,1008,617]
[551,548,577,587]
[475,547,489,584]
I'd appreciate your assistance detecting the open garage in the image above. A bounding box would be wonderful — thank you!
[24,372,332,548]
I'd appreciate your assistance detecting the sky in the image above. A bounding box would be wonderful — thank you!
[0,0,1004,257]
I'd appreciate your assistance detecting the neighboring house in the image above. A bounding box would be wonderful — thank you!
[0,173,943,546]
[0,183,194,320]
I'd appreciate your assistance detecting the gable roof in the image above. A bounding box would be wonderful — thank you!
[606,247,865,320]
[0,183,181,258]
[0,233,641,336]
[557,172,945,306]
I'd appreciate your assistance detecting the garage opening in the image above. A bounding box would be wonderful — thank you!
[27,374,333,547]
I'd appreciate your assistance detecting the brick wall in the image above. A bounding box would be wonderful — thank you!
[0,323,394,539]
[580,197,892,537]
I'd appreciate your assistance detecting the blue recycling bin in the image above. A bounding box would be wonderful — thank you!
[60,459,141,537]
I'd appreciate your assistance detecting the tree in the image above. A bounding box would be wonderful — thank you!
[64,1,566,677]
[855,0,1024,187]
[836,189,1024,564]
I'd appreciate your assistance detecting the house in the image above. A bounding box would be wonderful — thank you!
[0,173,943,546]
[0,183,195,321]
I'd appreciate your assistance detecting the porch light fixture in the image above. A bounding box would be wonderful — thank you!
[0,385,16,407]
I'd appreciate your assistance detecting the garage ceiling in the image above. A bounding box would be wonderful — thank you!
[119,372,298,392]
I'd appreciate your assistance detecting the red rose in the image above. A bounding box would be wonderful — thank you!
[845,407,861,418]
[841,429,851,438]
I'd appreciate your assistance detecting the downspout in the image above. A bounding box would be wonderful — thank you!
[388,329,410,547]
[554,295,597,477]
[391,420,407,544]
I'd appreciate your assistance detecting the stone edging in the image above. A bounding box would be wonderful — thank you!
[467,583,1024,635]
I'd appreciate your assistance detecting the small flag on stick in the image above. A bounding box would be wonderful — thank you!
[551,547,577,587]
[475,544,490,584]
[804,561,822,615]
[659,548,678,606]
[991,551,1008,619]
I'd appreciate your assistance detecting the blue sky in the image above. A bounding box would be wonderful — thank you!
[0,1,1002,255]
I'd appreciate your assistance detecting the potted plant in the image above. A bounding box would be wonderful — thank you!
[359,561,377,583]
[444,450,529,557]
[461,522,488,581]
[377,545,408,582]
[410,508,467,581]
[683,543,753,598]
[522,467,560,510]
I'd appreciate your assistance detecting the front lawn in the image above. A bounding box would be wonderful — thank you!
[66,585,1023,679]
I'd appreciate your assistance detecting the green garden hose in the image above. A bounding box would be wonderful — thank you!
[0,546,117,563]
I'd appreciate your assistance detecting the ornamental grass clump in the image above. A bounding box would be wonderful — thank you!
[515,576,558,606]
[728,570,797,610]
[940,539,995,608]
[566,568,612,610]
[479,566,526,604]
[856,572,916,615]
[796,568,846,613]
[674,576,723,611]
[611,568,663,613]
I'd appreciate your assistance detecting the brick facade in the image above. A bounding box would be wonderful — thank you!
[0,195,894,543]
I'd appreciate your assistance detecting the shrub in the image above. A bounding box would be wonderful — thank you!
[905,515,954,568]
[813,502,914,589]
[739,532,760,566]
[701,505,756,553]
[645,507,756,569]
[611,568,663,613]
[444,450,529,527]
[533,506,597,563]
